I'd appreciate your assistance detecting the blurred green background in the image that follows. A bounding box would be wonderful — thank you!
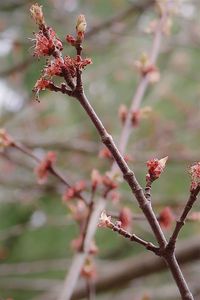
[0,0,199,299]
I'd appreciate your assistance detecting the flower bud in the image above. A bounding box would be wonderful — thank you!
[146,156,168,181]
[76,14,87,41]
[35,151,56,184]
[190,162,200,190]
[30,3,45,27]
[119,207,132,230]
[159,207,174,229]
[98,210,112,228]
[118,104,128,124]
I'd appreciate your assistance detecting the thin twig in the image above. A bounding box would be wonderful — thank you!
[86,279,95,300]
[167,186,200,249]
[12,141,88,205]
[105,220,159,254]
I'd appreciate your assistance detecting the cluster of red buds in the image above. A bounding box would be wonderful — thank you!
[146,156,168,182]
[91,169,118,198]
[0,129,13,151]
[33,78,52,101]
[62,180,86,202]
[30,4,92,101]
[35,151,56,184]
[32,27,63,58]
[158,207,174,229]
[190,162,200,191]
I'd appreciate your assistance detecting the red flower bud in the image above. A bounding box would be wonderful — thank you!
[62,187,76,202]
[131,110,140,127]
[62,181,86,202]
[32,27,62,58]
[146,156,168,181]
[119,207,132,230]
[35,151,56,184]
[159,207,174,229]
[43,58,63,77]
[190,162,200,190]
[66,34,76,46]
[118,104,128,124]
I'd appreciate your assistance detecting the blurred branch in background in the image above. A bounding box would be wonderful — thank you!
[2,236,197,300]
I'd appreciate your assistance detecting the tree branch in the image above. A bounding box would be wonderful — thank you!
[12,141,89,205]
[167,186,200,249]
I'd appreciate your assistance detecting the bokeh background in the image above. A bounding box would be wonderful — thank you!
[0,0,200,299]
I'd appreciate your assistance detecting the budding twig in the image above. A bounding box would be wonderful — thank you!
[99,211,159,254]
[168,186,200,250]
[12,141,88,205]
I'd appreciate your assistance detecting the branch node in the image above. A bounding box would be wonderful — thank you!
[123,170,134,181]
[101,134,112,145]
